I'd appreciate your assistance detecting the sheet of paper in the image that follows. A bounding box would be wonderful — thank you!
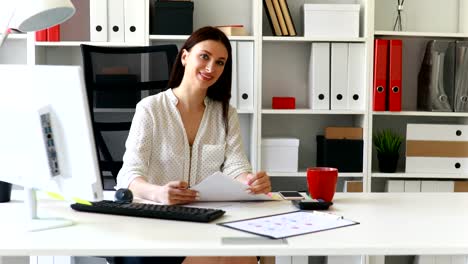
[219,211,359,239]
[191,172,273,201]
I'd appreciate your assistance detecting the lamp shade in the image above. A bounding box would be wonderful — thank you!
[14,0,75,32]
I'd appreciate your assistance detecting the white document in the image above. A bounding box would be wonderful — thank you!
[237,41,254,111]
[331,43,349,110]
[219,211,358,239]
[309,42,330,110]
[90,0,108,42]
[107,0,125,42]
[230,41,238,108]
[191,172,273,201]
[347,43,366,110]
[124,0,146,43]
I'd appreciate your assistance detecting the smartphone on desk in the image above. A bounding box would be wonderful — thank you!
[278,191,304,200]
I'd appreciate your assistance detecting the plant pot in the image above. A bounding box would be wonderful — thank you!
[377,153,399,173]
[0,181,12,203]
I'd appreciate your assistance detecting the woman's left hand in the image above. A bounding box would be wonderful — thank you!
[238,171,271,194]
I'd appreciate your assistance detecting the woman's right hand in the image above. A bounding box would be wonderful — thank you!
[156,181,199,205]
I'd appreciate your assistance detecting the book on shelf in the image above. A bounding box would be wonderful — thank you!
[35,25,61,42]
[272,0,288,35]
[215,25,248,36]
[47,25,60,42]
[278,0,296,36]
[263,0,282,36]
[36,29,48,41]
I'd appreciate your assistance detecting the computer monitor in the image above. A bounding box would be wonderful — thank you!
[0,65,103,231]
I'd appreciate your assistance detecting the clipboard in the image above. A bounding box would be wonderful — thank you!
[218,210,359,239]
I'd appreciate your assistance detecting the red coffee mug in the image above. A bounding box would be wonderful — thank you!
[306,167,338,202]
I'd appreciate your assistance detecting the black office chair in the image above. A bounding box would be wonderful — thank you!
[81,44,178,189]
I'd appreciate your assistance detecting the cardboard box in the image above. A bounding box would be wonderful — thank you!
[303,4,360,37]
[261,138,299,172]
[454,181,468,192]
[325,127,363,140]
[343,180,363,192]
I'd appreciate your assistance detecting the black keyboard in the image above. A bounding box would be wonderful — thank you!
[70,200,226,223]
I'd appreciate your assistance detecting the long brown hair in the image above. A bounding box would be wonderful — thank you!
[168,26,232,133]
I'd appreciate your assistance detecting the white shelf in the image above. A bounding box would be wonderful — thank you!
[269,172,363,178]
[374,30,468,38]
[262,109,365,115]
[372,172,468,179]
[372,111,468,117]
[35,41,145,47]
[149,35,190,41]
[262,36,366,42]
[237,109,254,114]
[149,35,255,41]
[4,34,27,40]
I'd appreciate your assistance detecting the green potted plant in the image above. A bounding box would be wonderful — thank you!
[373,129,404,173]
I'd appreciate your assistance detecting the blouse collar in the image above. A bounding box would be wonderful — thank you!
[168,88,210,106]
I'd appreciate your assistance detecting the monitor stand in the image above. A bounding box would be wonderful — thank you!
[25,188,74,232]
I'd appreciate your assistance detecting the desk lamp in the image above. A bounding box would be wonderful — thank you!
[0,0,75,46]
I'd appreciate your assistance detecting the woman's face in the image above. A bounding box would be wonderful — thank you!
[181,40,228,90]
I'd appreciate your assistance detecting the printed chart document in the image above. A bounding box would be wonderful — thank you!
[218,211,359,239]
[191,172,273,201]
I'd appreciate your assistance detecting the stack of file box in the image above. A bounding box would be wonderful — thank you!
[406,124,468,174]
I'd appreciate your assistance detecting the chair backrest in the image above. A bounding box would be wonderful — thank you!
[81,44,178,189]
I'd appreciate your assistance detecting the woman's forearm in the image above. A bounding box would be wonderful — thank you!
[128,177,162,202]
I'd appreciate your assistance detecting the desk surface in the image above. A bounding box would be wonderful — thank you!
[1,192,467,256]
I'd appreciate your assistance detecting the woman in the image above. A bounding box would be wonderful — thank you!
[116,26,270,264]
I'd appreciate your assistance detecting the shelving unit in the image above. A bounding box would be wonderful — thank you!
[1,1,468,263]
[371,0,468,197]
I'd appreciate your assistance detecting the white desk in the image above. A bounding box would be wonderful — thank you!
[0,192,467,256]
